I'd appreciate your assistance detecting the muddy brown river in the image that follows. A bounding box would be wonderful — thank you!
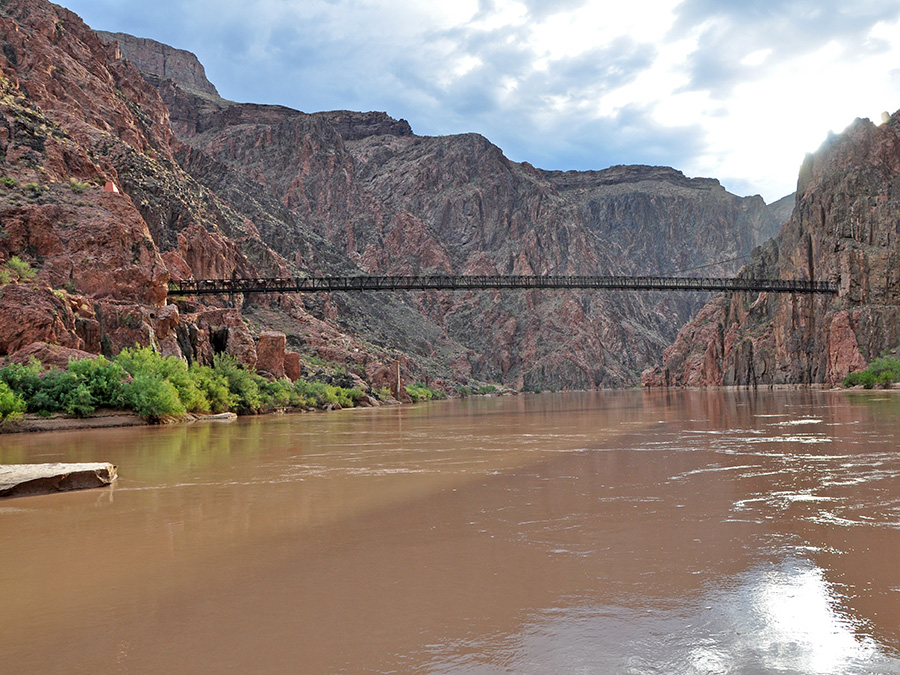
[2,389,900,673]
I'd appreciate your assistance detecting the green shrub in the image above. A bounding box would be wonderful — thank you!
[116,346,208,413]
[293,379,362,408]
[0,380,26,422]
[1,176,15,188]
[189,363,235,413]
[5,256,36,282]
[869,357,900,382]
[0,358,44,405]
[29,370,89,415]
[475,384,499,395]
[334,386,364,408]
[843,357,900,389]
[68,178,89,193]
[456,385,472,398]
[66,356,127,408]
[62,382,94,417]
[121,373,186,419]
[293,380,332,407]
[212,353,263,413]
[261,379,300,408]
[405,383,445,402]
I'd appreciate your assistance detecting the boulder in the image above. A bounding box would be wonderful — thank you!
[284,350,301,381]
[0,463,117,498]
[256,331,286,379]
[0,285,83,355]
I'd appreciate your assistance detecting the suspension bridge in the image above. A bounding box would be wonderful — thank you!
[167,274,838,296]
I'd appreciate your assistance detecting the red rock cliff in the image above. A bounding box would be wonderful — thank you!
[130,40,782,388]
[646,112,900,387]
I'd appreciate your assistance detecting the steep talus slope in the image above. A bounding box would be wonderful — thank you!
[114,30,781,387]
[645,113,900,386]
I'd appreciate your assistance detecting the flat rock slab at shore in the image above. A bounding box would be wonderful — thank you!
[1,410,145,434]
[0,463,117,498]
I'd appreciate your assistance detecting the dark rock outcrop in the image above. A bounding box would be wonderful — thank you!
[97,31,220,98]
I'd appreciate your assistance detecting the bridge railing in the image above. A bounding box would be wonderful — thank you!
[168,275,838,296]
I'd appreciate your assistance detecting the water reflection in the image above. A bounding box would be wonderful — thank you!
[2,391,900,673]
[437,557,888,675]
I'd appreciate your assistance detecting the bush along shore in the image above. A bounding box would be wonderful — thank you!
[842,357,900,389]
[0,347,371,430]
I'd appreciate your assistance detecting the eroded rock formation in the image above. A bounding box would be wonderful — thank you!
[0,0,791,392]
[106,30,783,388]
[645,113,900,386]
[0,0,404,380]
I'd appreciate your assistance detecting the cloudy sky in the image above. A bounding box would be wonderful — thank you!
[62,0,900,202]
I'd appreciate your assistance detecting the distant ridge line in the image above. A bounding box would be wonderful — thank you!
[168,275,838,296]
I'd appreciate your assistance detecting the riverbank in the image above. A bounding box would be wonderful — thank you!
[0,409,240,434]
[4,381,897,435]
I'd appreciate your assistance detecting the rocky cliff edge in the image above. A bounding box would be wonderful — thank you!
[644,111,900,387]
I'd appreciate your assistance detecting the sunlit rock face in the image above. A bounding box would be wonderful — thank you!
[646,112,900,386]
[112,33,783,388]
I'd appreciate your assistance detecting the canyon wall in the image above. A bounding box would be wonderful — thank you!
[0,0,411,381]
[644,113,900,387]
[0,0,789,392]
[108,31,782,388]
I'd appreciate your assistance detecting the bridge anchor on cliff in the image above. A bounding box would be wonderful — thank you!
[167,275,838,297]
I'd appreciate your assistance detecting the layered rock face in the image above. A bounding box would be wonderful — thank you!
[109,32,782,388]
[0,0,172,355]
[645,113,900,386]
[0,0,407,381]
[97,31,220,98]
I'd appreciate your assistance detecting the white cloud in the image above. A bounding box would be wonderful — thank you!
[60,0,900,201]
[740,48,772,67]
[528,0,680,59]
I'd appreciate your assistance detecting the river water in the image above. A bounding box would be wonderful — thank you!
[2,390,900,674]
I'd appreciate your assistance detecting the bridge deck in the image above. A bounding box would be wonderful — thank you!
[168,275,838,296]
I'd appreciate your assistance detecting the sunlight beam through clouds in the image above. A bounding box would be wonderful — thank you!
[61,0,900,202]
